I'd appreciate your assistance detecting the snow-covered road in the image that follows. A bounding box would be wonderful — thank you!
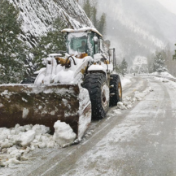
[2,75,176,176]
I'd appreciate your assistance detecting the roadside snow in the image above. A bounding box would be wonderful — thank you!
[117,87,153,110]
[0,122,76,167]
[154,77,169,83]
[121,75,131,87]
[153,71,176,83]
[18,130,35,147]
[53,121,76,147]
[151,71,175,79]
[117,74,151,110]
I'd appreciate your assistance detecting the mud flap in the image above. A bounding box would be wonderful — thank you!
[0,84,91,138]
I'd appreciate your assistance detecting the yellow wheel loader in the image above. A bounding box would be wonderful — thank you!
[0,28,122,140]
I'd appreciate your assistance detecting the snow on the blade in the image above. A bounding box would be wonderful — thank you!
[1,90,9,96]
[53,120,76,147]
[0,103,4,108]
[0,90,12,99]
[22,108,29,119]
[78,86,91,141]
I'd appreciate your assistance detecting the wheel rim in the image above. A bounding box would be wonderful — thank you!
[101,84,109,110]
[118,83,122,98]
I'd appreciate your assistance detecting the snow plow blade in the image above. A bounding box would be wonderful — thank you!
[0,84,91,139]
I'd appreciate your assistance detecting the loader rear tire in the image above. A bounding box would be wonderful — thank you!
[110,74,122,106]
[83,73,109,120]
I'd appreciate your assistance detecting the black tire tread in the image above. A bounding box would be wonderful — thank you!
[83,73,109,120]
[110,74,122,106]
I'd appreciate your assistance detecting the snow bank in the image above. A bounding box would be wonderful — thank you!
[152,71,176,83]
[17,130,35,147]
[121,75,131,87]
[151,72,175,79]
[0,122,77,167]
[53,121,76,147]
[117,87,153,110]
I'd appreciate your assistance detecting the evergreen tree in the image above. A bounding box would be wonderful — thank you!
[31,17,67,69]
[83,0,92,19]
[120,58,128,75]
[153,51,167,72]
[92,7,98,28]
[98,13,106,35]
[173,44,176,60]
[147,57,153,73]
[83,0,106,35]
[0,0,26,83]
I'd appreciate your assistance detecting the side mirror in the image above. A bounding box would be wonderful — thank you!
[93,36,98,44]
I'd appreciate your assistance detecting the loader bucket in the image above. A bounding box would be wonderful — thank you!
[0,84,91,139]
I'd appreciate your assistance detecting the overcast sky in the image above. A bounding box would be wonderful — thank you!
[157,0,176,14]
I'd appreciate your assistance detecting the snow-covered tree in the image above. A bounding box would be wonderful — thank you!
[83,0,106,35]
[98,13,106,35]
[173,44,176,60]
[0,0,26,83]
[31,17,67,69]
[153,51,167,73]
[92,6,98,28]
[120,58,128,75]
[83,0,92,19]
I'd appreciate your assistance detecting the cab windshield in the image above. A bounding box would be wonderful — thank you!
[67,33,87,55]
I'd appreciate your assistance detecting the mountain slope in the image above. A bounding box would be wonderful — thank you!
[97,0,176,60]
[9,0,93,47]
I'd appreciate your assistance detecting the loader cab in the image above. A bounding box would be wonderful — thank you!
[62,28,102,58]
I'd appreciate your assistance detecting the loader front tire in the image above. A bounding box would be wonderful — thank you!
[110,74,122,106]
[83,73,109,120]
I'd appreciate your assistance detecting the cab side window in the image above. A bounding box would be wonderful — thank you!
[94,35,100,54]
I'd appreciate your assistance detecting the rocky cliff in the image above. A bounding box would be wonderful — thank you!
[9,0,93,46]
